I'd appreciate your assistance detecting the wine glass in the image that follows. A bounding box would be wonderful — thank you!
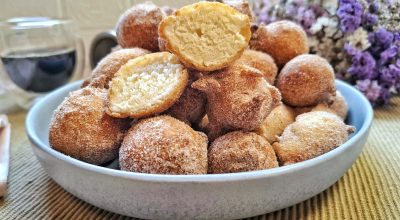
[0,17,85,111]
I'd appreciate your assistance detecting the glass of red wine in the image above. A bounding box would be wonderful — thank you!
[0,17,85,111]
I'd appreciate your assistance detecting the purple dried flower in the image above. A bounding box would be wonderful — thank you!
[377,87,391,106]
[379,45,399,65]
[296,7,317,31]
[369,2,379,13]
[379,67,397,88]
[337,0,363,33]
[345,44,377,79]
[356,79,381,103]
[362,13,378,27]
[368,28,394,55]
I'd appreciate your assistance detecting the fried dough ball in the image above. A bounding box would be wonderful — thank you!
[233,49,278,84]
[250,21,309,68]
[276,54,336,107]
[159,2,251,71]
[192,65,281,139]
[220,0,255,22]
[272,111,355,166]
[107,52,188,119]
[166,72,206,125]
[116,2,165,51]
[293,91,348,120]
[49,87,131,165]
[255,104,296,144]
[86,48,150,89]
[119,115,208,174]
[208,131,278,173]
[312,91,348,120]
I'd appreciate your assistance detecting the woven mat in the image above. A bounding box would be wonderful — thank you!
[1,97,400,220]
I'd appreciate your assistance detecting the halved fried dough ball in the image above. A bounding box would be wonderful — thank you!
[159,2,251,71]
[119,115,208,174]
[166,72,206,125]
[233,49,278,84]
[116,2,165,51]
[49,87,131,165]
[250,20,309,68]
[272,111,355,166]
[255,104,296,144]
[208,131,278,173]
[107,52,188,119]
[192,64,281,138]
[276,54,336,107]
[87,48,150,89]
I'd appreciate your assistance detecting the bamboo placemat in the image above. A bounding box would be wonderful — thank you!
[1,97,400,219]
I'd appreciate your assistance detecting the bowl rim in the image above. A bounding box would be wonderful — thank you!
[26,80,373,183]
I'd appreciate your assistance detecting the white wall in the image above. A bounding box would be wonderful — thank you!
[0,0,198,76]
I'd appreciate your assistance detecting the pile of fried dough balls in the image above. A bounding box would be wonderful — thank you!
[49,1,355,175]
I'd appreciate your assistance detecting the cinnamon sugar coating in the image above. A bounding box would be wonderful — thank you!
[166,71,206,125]
[233,49,278,84]
[276,54,336,107]
[49,87,131,165]
[273,111,355,166]
[208,131,278,173]
[116,2,165,51]
[250,20,309,68]
[119,115,208,174]
[192,65,281,140]
[87,48,150,89]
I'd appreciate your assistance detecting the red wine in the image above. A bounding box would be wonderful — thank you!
[1,48,76,93]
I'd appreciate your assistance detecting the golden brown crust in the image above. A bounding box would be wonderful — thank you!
[87,48,150,89]
[49,87,131,165]
[106,52,189,119]
[119,115,208,174]
[208,131,278,173]
[116,2,165,51]
[232,49,278,84]
[250,21,309,68]
[192,65,282,137]
[272,111,355,166]
[255,103,296,144]
[276,54,336,107]
[158,2,251,71]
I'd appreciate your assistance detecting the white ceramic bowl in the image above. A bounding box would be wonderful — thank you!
[26,80,373,220]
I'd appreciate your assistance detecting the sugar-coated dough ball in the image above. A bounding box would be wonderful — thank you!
[166,72,206,125]
[273,111,355,165]
[192,65,281,140]
[49,87,131,165]
[116,2,165,51]
[276,54,336,107]
[87,48,150,89]
[119,115,208,174]
[250,20,309,68]
[256,104,296,144]
[232,49,278,84]
[221,0,255,22]
[208,131,278,173]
